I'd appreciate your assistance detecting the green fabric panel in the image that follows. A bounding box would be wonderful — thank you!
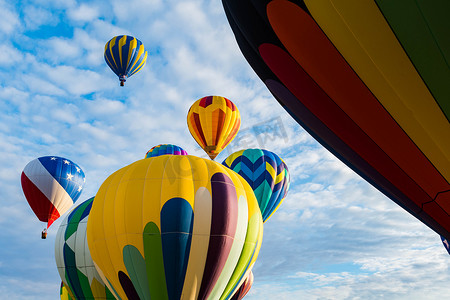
[64,199,91,240]
[105,285,116,299]
[143,222,169,300]
[254,180,273,214]
[245,149,263,164]
[376,0,450,119]
[76,269,94,299]
[106,278,122,300]
[123,245,151,300]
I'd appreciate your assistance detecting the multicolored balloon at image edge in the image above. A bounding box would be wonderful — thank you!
[21,156,85,229]
[222,0,450,239]
[145,144,188,158]
[87,155,263,300]
[223,148,290,222]
[55,197,115,300]
[187,95,241,160]
[104,35,148,86]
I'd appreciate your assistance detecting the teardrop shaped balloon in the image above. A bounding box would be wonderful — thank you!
[230,270,254,300]
[145,144,188,158]
[187,96,241,160]
[55,197,115,299]
[104,35,148,86]
[87,155,263,300]
[21,156,85,230]
[223,149,290,222]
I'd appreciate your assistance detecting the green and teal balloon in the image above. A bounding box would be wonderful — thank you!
[223,149,290,222]
[55,197,114,299]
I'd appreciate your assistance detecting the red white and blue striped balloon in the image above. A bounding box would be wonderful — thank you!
[21,156,85,228]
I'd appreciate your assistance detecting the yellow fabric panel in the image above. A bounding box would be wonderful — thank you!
[265,161,276,181]
[126,38,137,67]
[90,277,106,299]
[117,35,128,67]
[161,155,195,208]
[107,36,118,69]
[305,0,450,182]
[181,187,212,300]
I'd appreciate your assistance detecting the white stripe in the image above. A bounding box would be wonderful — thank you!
[23,159,73,214]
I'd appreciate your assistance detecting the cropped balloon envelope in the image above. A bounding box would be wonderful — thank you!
[222,0,450,238]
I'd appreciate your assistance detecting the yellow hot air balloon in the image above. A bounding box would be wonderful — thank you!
[86,155,263,300]
[187,96,241,160]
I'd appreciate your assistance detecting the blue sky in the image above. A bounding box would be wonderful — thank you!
[1,1,450,299]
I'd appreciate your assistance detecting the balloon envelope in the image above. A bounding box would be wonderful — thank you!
[222,0,450,239]
[55,197,114,299]
[230,271,253,300]
[187,96,241,160]
[87,155,263,300]
[145,144,188,158]
[223,149,290,222]
[104,35,148,86]
[21,156,85,228]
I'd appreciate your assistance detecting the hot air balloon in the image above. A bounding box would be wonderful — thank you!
[104,35,148,86]
[60,282,74,300]
[55,197,115,299]
[86,155,263,300]
[187,96,241,160]
[222,0,450,239]
[21,156,85,238]
[145,144,188,158]
[230,271,253,300]
[441,236,450,256]
[223,149,290,222]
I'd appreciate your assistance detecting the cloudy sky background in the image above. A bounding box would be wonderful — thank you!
[1,1,450,299]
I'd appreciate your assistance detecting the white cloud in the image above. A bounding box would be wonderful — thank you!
[22,5,57,30]
[67,3,99,22]
[0,0,20,35]
[0,44,23,66]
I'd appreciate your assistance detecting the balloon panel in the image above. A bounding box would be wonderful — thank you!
[222,0,450,239]
[223,149,290,222]
[21,156,85,228]
[55,197,115,299]
[187,96,241,160]
[87,155,263,300]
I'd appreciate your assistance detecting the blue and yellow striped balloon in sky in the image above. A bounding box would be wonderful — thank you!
[223,149,290,222]
[87,155,263,300]
[104,35,148,86]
